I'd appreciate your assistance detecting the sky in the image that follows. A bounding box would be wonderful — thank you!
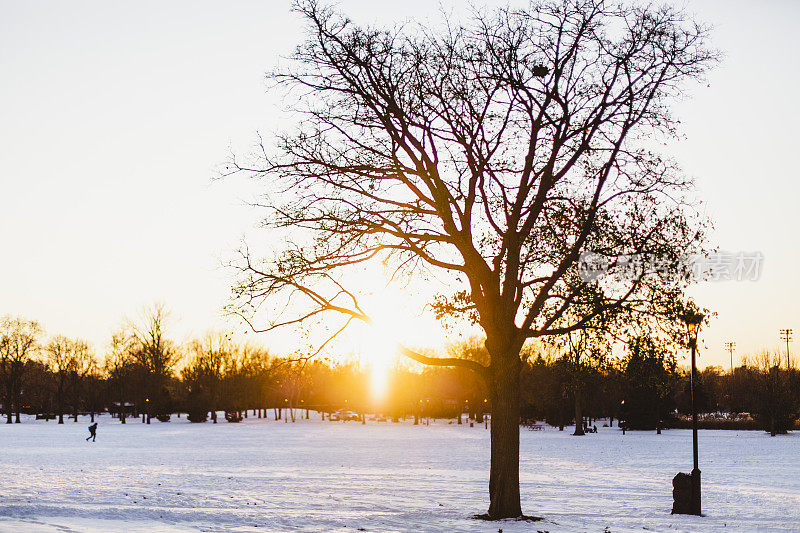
[1,0,799,369]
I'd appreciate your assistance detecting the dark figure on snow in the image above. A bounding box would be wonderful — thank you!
[86,422,98,442]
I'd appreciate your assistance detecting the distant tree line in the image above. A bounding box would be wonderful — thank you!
[523,339,800,436]
[1,310,798,434]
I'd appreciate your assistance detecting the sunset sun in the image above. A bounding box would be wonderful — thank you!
[355,298,409,400]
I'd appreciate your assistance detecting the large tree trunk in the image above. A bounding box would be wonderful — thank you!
[487,350,522,519]
[573,387,584,436]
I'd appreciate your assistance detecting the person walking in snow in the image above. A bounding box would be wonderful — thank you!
[86,422,98,442]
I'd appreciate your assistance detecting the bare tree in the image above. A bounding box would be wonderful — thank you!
[281,358,311,422]
[239,343,275,418]
[557,328,609,436]
[104,329,137,423]
[66,340,95,422]
[751,351,797,436]
[45,337,97,424]
[45,335,73,424]
[184,331,230,422]
[0,316,43,423]
[227,0,716,518]
[127,303,179,423]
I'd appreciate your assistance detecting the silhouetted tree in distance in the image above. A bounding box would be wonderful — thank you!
[556,329,609,435]
[45,335,84,424]
[747,351,799,435]
[66,340,95,422]
[0,316,42,423]
[620,336,678,430]
[184,332,230,423]
[21,360,53,417]
[126,304,179,423]
[103,329,138,423]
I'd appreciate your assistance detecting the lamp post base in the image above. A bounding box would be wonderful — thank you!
[672,470,702,516]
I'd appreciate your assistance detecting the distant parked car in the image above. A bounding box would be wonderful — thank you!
[337,410,360,421]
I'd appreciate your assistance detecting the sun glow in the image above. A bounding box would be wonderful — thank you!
[359,310,403,400]
[339,268,466,401]
[350,281,439,400]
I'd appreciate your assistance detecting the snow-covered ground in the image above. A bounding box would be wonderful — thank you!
[0,413,798,532]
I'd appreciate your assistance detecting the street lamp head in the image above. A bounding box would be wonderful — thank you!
[681,310,704,336]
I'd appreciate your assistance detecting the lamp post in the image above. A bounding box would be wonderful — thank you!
[684,310,704,515]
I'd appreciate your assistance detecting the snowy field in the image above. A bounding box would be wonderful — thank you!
[0,413,798,532]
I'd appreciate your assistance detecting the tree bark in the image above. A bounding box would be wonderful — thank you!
[487,349,522,519]
[573,387,585,436]
[5,389,12,424]
[58,377,64,424]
